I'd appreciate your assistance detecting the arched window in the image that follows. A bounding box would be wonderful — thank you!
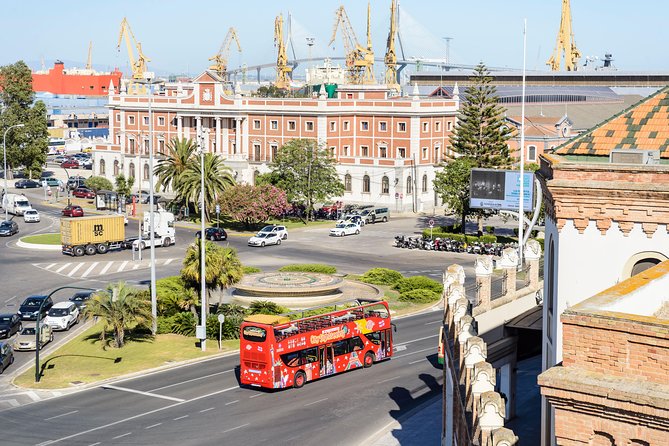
[128,162,135,179]
[422,174,428,193]
[345,174,352,192]
[113,160,119,176]
[363,175,370,193]
[381,176,389,194]
[99,159,106,175]
[621,252,668,280]
[631,258,662,276]
[527,145,537,161]
[406,176,413,194]
[143,164,150,180]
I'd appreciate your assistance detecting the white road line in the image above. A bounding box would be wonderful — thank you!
[145,423,162,430]
[87,443,100,446]
[101,384,185,402]
[199,407,215,413]
[80,262,99,278]
[164,258,174,265]
[249,393,264,399]
[35,441,54,446]
[149,370,233,392]
[55,263,72,273]
[222,423,249,434]
[424,320,442,325]
[44,263,57,270]
[99,261,114,276]
[394,346,436,359]
[45,410,79,421]
[225,400,239,406]
[377,376,400,384]
[67,263,85,277]
[394,334,438,346]
[304,398,328,407]
[116,260,128,273]
[409,358,428,365]
[132,264,140,270]
[4,295,16,303]
[173,415,189,421]
[112,432,131,440]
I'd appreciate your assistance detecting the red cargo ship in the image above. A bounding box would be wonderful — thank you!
[32,61,122,96]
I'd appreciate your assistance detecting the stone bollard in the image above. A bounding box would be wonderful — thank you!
[464,336,487,394]
[457,315,477,373]
[491,428,518,446]
[472,361,496,421]
[475,255,494,312]
[499,248,519,300]
[478,391,506,446]
[524,239,542,290]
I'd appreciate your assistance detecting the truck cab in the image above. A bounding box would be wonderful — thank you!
[133,210,176,250]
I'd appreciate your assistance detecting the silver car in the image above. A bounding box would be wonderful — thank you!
[23,209,40,223]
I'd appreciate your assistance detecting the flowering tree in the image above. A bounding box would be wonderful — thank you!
[218,184,290,229]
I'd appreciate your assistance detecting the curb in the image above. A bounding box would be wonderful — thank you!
[16,238,61,251]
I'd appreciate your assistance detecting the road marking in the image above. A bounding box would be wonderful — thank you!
[377,376,400,384]
[249,393,264,399]
[149,369,233,392]
[222,423,249,434]
[225,400,239,406]
[304,398,328,407]
[87,443,100,446]
[173,415,189,421]
[35,441,54,446]
[67,263,85,277]
[45,410,79,421]
[55,263,72,273]
[424,320,442,325]
[394,346,435,359]
[145,423,162,430]
[80,262,99,278]
[44,263,57,270]
[112,432,132,440]
[116,261,128,273]
[164,258,174,265]
[99,261,114,275]
[199,407,215,413]
[132,264,140,270]
[409,358,428,365]
[394,345,407,352]
[101,384,185,402]
[4,295,16,303]
[394,334,438,346]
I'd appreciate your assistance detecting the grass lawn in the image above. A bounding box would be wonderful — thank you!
[21,233,61,245]
[14,323,239,389]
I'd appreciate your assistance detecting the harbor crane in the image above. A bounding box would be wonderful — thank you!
[274,13,292,89]
[547,0,581,71]
[117,17,152,81]
[329,3,375,85]
[209,27,242,78]
[384,0,399,90]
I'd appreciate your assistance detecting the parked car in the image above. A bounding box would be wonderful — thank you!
[330,222,361,237]
[43,177,62,187]
[257,224,288,240]
[72,187,96,199]
[52,155,68,164]
[0,314,22,339]
[62,205,84,217]
[44,301,80,331]
[0,220,19,237]
[69,290,97,310]
[14,179,41,189]
[196,227,228,241]
[23,209,40,223]
[248,232,282,247]
[13,324,53,351]
[81,159,93,170]
[61,159,79,169]
[0,342,14,374]
[67,176,86,190]
[337,214,365,227]
[18,295,53,321]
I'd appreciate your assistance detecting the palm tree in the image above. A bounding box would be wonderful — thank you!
[181,240,244,318]
[153,137,198,193]
[82,282,153,348]
[177,153,235,221]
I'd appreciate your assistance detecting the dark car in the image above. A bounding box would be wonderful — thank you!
[69,290,96,310]
[72,187,95,199]
[0,342,14,374]
[15,179,41,189]
[61,159,79,169]
[196,227,228,241]
[62,205,84,217]
[18,295,53,321]
[0,314,22,339]
[0,220,19,237]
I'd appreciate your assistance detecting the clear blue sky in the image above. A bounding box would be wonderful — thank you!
[3,1,666,77]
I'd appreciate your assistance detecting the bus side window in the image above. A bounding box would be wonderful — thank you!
[350,336,364,351]
[364,331,381,345]
[304,347,318,363]
[333,340,349,356]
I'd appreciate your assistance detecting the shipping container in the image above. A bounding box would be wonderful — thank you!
[61,215,126,256]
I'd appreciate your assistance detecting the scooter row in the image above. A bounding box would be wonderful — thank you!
[393,235,517,256]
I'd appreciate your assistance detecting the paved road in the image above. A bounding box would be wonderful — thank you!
[1,309,443,446]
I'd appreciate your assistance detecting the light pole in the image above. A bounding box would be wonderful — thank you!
[198,128,208,351]
[3,123,25,221]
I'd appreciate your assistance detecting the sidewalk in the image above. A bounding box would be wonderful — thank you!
[370,396,442,445]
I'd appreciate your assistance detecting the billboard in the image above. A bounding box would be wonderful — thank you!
[469,168,534,212]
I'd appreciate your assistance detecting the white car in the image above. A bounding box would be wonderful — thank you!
[23,209,40,223]
[330,222,361,237]
[336,214,365,227]
[248,232,282,247]
[257,225,288,240]
[44,301,80,331]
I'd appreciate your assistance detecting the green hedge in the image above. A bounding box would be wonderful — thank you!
[248,300,289,315]
[421,230,497,244]
[393,276,443,294]
[359,268,404,286]
[243,266,262,274]
[279,264,337,274]
[399,289,441,303]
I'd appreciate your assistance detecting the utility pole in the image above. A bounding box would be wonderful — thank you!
[198,128,208,351]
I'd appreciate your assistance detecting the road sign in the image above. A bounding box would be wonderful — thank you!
[215,204,220,214]
[217,314,225,323]
[428,219,435,228]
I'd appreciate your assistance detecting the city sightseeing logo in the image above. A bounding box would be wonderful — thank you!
[310,326,347,344]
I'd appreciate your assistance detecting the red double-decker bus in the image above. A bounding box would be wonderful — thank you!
[240,299,393,389]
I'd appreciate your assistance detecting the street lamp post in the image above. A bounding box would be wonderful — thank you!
[3,123,25,221]
[198,128,208,351]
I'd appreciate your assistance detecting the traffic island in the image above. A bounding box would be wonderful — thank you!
[16,233,61,251]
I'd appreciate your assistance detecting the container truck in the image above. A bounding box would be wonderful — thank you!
[61,214,126,256]
[132,210,176,250]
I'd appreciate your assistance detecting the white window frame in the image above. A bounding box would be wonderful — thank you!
[422,122,428,132]
[158,116,165,126]
[270,120,278,130]
[361,121,369,131]
[343,121,350,131]
[422,147,428,159]
[128,115,135,125]
[446,121,452,131]
[287,120,296,131]
[379,121,387,132]
[397,122,407,132]
[253,120,261,130]
[330,121,337,132]
[143,116,149,126]
[379,146,388,158]
[398,147,406,159]
[527,145,537,161]
[343,145,350,156]
[361,145,369,157]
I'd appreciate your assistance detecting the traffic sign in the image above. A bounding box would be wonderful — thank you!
[428,219,435,228]
[215,204,221,214]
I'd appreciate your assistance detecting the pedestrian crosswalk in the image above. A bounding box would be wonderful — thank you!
[32,258,178,279]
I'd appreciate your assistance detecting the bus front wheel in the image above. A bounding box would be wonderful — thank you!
[293,371,306,389]
[364,352,374,368]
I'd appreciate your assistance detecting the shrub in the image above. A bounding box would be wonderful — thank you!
[243,266,262,274]
[278,264,337,274]
[169,312,196,336]
[485,226,495,234]
[359,268,403,286]
[393,276,443,294]
[421,230,497,244]
[480,235,497,243]
[248,300,289,315]
[156,315,175,334]
[399,289,441,303]
[207,314,243,340]
[156,276,190,317]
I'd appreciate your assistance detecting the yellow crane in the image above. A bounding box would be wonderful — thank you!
[86,41,92,70]
[384,0,399,90]
[547,0,581,71]
[274,14,292,90]
[117,17,151,81]
[329,3,375,85]
[209,27,242,78]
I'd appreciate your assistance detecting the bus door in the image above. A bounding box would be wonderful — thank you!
[380,329,393,359]
[319,345,334,376]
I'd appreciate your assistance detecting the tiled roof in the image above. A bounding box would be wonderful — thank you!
[556,86,669,158]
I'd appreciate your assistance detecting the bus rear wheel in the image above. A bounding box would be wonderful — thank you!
[293,371,306,388]
[364,352,374,368]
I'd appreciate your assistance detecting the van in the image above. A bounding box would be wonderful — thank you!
[362,207,390,224]
[2,193,31,216]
